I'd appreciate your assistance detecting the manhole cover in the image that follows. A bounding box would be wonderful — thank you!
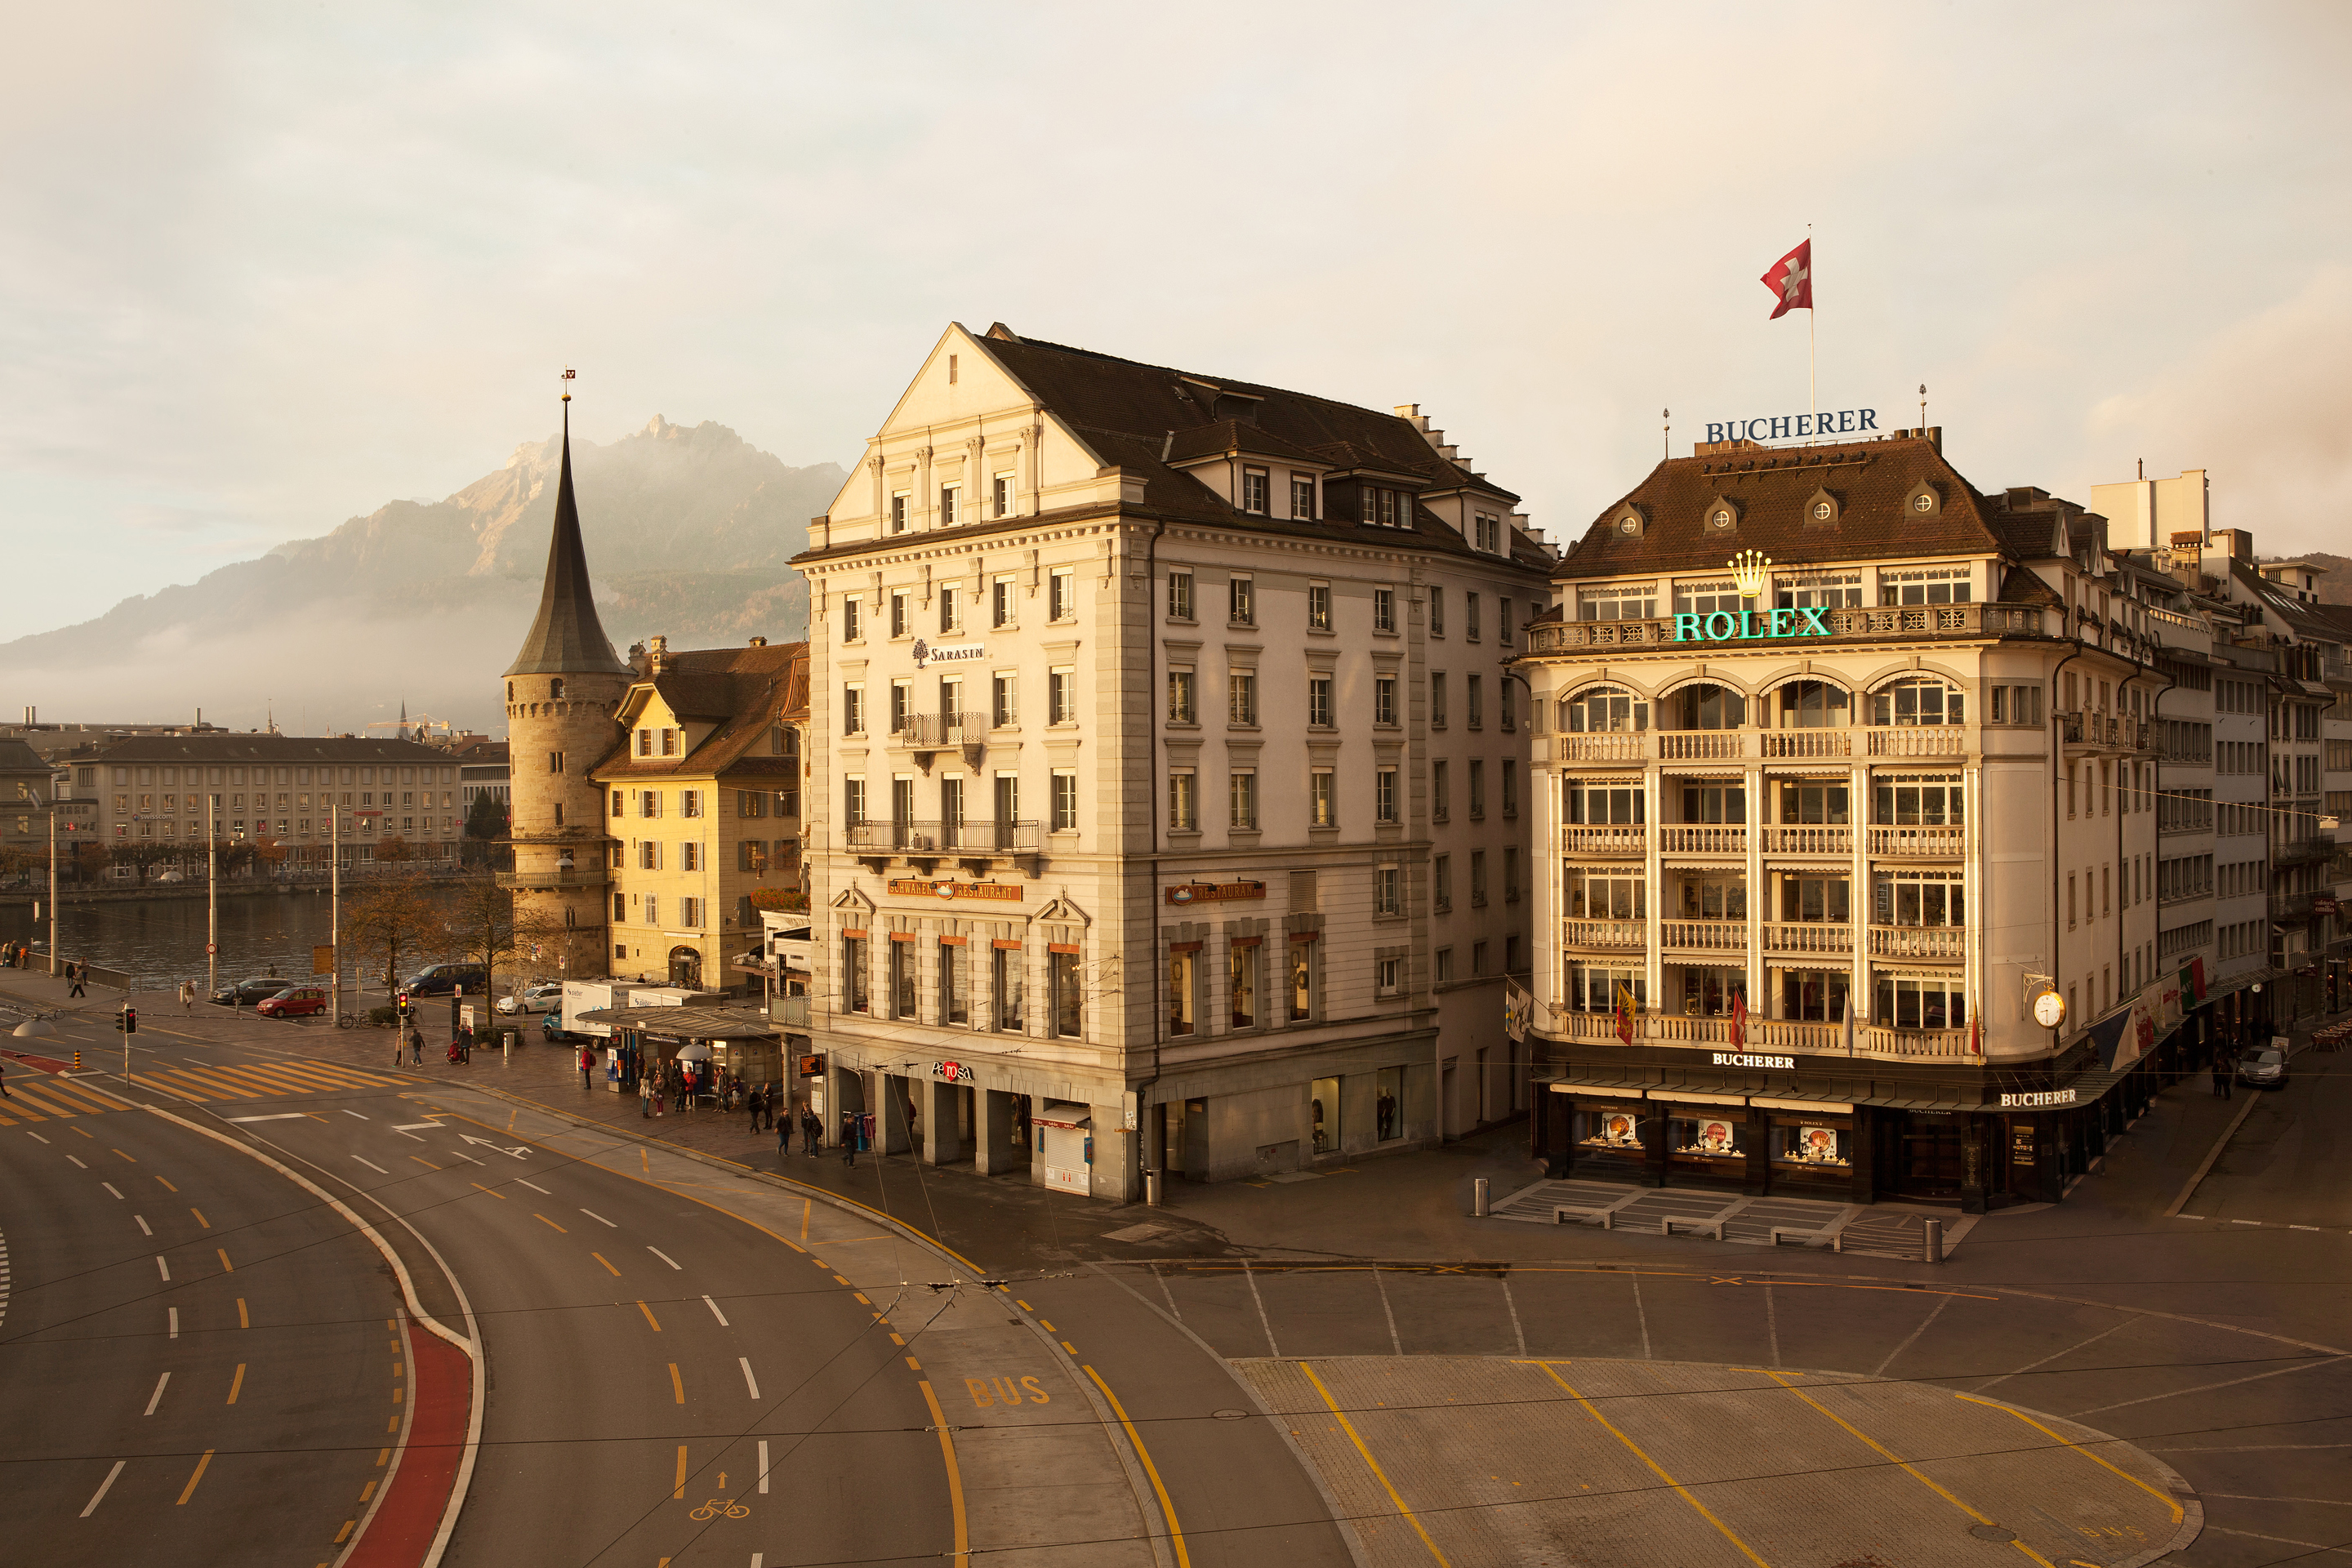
[1967,1525,2018,1543]
[1212,1408,1250,1421]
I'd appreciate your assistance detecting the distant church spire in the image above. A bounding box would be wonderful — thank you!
[506,370,630,678]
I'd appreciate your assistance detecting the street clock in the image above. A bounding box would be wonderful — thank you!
[2031,990,2067,1029]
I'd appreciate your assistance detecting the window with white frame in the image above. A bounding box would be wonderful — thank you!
[1307,674,1333,728]
[938,483,962,528]
[1168,570,1194,620]
[1241,468,1270,514]
[1878,564,1973,604]
[1229,770,1258,829]
[1375,866,1401,916]
[991,575,1016,628]
[1474,513,1501,553]
[1168,769,1198,831]
[1673,578,1743,616]
[1310,769,1335,826]
[1052,769,1079,831]
[1374,586,1396,632]
[1375,767,1399,823]
[1048,568,1074,621]
[1049,666,1076,726]
[993,472,1014,519]
[1577,582,1657,621]
[1228,575,1254,625]
[1869,678,1965,727]
[889,492,910,533]
[1290,474,1316,519]
[1307,582,1331,630]
[1774,570,1861,609]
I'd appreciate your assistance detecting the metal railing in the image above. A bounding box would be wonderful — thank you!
[890,710,989,747]
[2060,713,2149,750]
[1539,1008,1974,1059]
[1526,603,2005,655]
[842,819,1041,854]
[496,866,608,890]
[773,995,812,1027]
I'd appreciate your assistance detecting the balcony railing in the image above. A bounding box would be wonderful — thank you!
[1760,920,1853,955]
[1541,1009,1975,1058]
[1561,826,1646,856]
[1552,733,1652,763]
[1869,925,1966,959]
[1867,728,1968,757]
[1526,602,2017,656]
[1658,733,1744,760]
[890,710,989,748]
[772,995,813,1027]
[1759,825,1852,855]
[1659,919,1746,952]
[1759,732,1851,758]
[1867,826,1966,858]
[2059,713,2149,750]
[843,820,1041,855]
[2270,889,2316,920]
[496,866,607,890]
[1561,919,1646,950]
[1659,826,1745,855]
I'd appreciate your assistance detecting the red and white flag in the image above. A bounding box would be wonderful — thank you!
[1761,239,1812,319]
[1728,987,1748,1049]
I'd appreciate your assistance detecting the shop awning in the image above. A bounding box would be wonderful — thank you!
[569,1005,785,1040]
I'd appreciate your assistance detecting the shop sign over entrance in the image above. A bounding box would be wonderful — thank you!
[1711,1051,1794,1070]
[1165,880,1267,905]
[1998,1089,2077,1107]
[889,879,1022,902]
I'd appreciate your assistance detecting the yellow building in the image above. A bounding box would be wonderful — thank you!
[594,635,808,991]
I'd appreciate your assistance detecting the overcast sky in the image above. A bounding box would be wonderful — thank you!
[5,2,2348,639]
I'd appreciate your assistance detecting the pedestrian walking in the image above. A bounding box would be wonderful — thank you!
[841,1111,858,1167]
[409,1027,423,1066]
[2219,1062,2234,1100]
[580,1045,594,1090]
[68,961,87,998]
[1,1054,11,1098]
[639,1075,652,1118]
[747,1083,763,1135]
[179,980,196,1015]
[777,1108,790,1161]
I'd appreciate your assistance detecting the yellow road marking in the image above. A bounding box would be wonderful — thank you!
[533,1213,567,1232]
[190,1208,209,1228]
[1082,1366,1183,1568]
[591,1252,620,1276]
[906,1356,922,1371]
[1060,1341,1076,1355]
[216,1248,233,1272]
[237,1298,249,1328]
[359,1479,378,1502]
[157,1177,178,1192]
[113,1147,136,1162]
[227,1364,246,1404]
[1303,1361,1452,1566]
[673,1445,688,1499]
[1525,1361,1766,1567]
[410,1156,439,1170]
[669,1363,684,1403]
[335,1519,356,1544]
[638,1300,662,1332]
[176,1449,214,1504]
[1767,1373,2051,1566]
[801,1198,811,1241]
[469,1183,506,1200]
[1956,1395,2183,1524]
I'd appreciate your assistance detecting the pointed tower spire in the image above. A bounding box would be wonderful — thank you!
[506,372,630,678]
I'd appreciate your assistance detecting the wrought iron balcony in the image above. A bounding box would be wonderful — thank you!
[843,819,1040,856]
[497,865,608,890]
[889,710,990,749]
[1524,602,2028,656]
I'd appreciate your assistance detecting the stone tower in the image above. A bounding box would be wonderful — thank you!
[500,390,631,978]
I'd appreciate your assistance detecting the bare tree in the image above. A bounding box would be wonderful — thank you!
[345,869,450,998]
[441,872,560,1007]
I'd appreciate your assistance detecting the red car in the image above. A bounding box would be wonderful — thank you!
[255,986,328,1018]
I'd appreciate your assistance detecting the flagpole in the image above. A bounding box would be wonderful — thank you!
[1806,224,1816,423]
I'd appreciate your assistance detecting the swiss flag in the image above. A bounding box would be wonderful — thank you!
[1762,239,1812,319]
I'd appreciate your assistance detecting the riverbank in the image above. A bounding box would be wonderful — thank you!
[0,872,485,907]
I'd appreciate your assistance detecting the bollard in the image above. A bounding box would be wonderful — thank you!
[1473,1176,1491,1218]
[1145,1168,1163,1208]
[74,1050,82,1070]
[1923,1218,1944,1263]
[502,1031,515,1067]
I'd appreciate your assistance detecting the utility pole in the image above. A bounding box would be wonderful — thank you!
[207,793,218,997]
[330,801,341,1024]
[47,772,61,978]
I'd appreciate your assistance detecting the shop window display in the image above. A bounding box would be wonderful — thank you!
[1772,1120,1851,1169]
[1577,1104,1646,1152]
[1669,1111,1745,1160]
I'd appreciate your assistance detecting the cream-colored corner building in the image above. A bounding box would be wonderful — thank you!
[1519,428,2188,1214]
[594,635,808,990]
[793,323,1552,1198]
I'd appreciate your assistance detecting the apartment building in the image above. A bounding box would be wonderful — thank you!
[1521,429,2178,1213]
[793,322,1550,1198]
[593,635,808,990]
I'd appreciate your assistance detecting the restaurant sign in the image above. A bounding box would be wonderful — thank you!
[1165,880,1267,906]
[889,879,1022,902]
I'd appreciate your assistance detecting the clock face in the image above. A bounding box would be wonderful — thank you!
[2032,990,2066,1028]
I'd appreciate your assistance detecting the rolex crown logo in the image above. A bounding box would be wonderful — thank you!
[1729,549,1773,599]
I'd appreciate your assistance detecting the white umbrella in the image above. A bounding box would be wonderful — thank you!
[675,1040,714,1062]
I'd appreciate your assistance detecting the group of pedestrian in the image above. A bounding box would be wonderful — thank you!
[64,960,87,997]
[0,940,27,969]
[769,1102,825,1160]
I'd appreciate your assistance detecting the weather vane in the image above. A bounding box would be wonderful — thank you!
[562,366,576,403]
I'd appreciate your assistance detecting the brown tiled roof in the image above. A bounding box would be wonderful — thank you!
[68,736,461,765]
[1554,434,2015,583]
[593,641,808,781]
[2234,560,2350,644]
[1997,565,2064,608]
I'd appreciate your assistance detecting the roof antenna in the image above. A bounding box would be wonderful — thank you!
[1918,383,1927,434]
[1662,408,1670,460]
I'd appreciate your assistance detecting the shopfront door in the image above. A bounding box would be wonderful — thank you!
[1900,1115,1964,1197]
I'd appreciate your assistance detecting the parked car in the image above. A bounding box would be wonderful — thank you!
[2235,1046,2288,1089]
[212,977,292,1007]
[498,982,564,1015]
[255,986,328,1018]
[155,871,186,884]
[403,963,488,997]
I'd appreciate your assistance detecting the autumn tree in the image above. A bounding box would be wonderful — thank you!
[344,868,450,997]
[441,871,560,1007]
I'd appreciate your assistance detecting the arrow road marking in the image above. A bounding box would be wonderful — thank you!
[459,1134,530,1160]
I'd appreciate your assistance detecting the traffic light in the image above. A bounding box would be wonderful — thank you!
[397,991,410,1012]
[114,1007,137,1034]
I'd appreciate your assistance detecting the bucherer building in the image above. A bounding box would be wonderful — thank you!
[793,323,1551,1199]
[1520,428,2193,1213]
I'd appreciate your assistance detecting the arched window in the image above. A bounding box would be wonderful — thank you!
[1557,686,1649,733]
[506,682,514,702]
[1869,677,1964,726]
[550,678,565,701]
[1775,680,1850,728]
[1670,684,1745,730]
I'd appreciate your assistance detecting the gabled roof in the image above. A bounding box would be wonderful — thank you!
[2232,559,2349,644]
[506,404,631,678]
[594,642,807,782]
[1555,434,2007,582]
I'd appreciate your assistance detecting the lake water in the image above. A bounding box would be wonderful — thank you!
[0,889,457,991]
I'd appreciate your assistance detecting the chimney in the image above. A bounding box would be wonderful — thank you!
[747,635,768,647]
[648,635,670,674]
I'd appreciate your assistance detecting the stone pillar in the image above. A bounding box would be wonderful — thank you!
[822,1062,862,1147]
[924,1079,965,1165]
[975,1089,1018,1175]
[873,1072,912,1155]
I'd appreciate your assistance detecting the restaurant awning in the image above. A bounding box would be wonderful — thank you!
[569,1005,785,1040]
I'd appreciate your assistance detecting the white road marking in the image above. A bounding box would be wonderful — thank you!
[649,1247,681,1271]
[101,1183,124,1199]
[136,1216,152,1236]
[2290,1225,2324,1232]
[67,1155,88,1169]
[390,1123,443,1132]
[758,1439,769,1494]
[168,1307,178,1339]
[155,1257,170,1281]
[79,1460,126,1517]
[24,1132,48,1144]
[341,1110,369,1119]
[2230,1219,2261,1226]
[447,1150,484,1165]
[1873,1294,1953,1379]
[704,1295,728,1326]
[739,1357,760,1398]
[229,1114,311,1123]
[144,1372,171,1415]
[580,1209,616,1227]
[353,1156,389,1174]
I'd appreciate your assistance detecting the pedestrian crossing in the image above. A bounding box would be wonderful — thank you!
[0,1057,408,1124]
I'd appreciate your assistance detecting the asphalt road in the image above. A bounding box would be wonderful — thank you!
[0,1084,402,1565]
[2183,1046,2352,1229]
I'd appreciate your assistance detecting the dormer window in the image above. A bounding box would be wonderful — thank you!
[1290,474,1316,519]
[1241,468,1270,514]
[1904,481,1943,517]
[1615,508,1646,537]
[1473,513,1502,553]
[1703,494,1741,533]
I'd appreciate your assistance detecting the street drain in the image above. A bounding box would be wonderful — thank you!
[1967,1525,2018,1542]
